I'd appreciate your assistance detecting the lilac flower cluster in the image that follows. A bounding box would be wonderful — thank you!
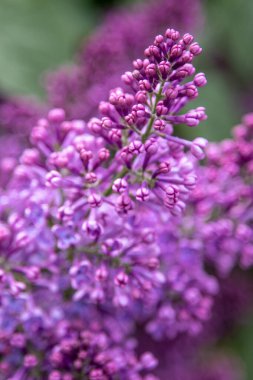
[1,15,253,378]
[46,0,202,120]
[0,28,211,378]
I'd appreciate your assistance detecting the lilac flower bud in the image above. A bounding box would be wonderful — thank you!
[136,186,150,201]
[165,28,180,40]
[181,50,193,63]
[129,140,144,154]
[184,175,197,189]
[31,125,48,143]
[190,42,202,55]
[98,148,110,161]
[99,101,114,116]
[115,272,129,287]
[170,44,183,59]
[96,267,108,281]
[144,45,160,58]
[79,149,93,165]
[184,84,198,98]
[135,90,147,104]
[24,354,38,368]
[185,112,200,127]
[144,138,159,155]
[140,352,158,370]
[190,144,205,159]
[116,194,132,213]
[121,71,134,85]
[154,119,166,131]
[163,186,179,208]
[194,73,207,87]
[165,87,179,100]
[49,371,61,380]
[88,193,102,208]
[145,63,157,78]
[154,34,164,44]
[156,101,168,116]
[88,118,102,134]
[158,61,171,78]
[133,58,144,70]
[48,108,65,123]
[85,172,97,184]
[112,178,128,193]
[182,33,194,45]
[101,116,113,130]
[120,147,133,164]
[172,64,195,80]
[20,148,40,165]
[83,220,101,238]
[139,79,152,92]
[46,170,63,188]
[156,162,171,175]
[108,129,122,144]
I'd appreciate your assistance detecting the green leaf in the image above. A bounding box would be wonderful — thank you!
[0,0,97,98]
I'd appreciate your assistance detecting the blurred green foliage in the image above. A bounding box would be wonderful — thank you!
[0,0,98,97]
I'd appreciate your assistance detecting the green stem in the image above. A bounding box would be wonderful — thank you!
[142,81,165,143]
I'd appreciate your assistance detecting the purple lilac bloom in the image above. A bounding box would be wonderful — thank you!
[46,0,202,119]
[1,20,253,378]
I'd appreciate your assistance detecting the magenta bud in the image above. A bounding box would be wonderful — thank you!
[24,354,38,368]
[48,108,65,123]
[121,71,134,85]
[165,28,180,41]
[191,145,204,159]
[184,84,198,98]
[133,59,144,70]
[165,87,179,100]
[88,193,102,208]
[158,61,171,78]
[98,148,110,161]
[144,138,159,154]
[154,119,166,131]
[135,90,147,104]
[101,117,113,130]
[129,140,144,154]
[190,42,202,55]
[115,272,129,287]
[136,186,150,202]
[145,63,157,78]
[156,101,168,116]
[139,79,152,92]
[85,172,97,184]
[112,178,128,193]
[170,44,183,58]
[154,34,164,44]
[194,73,207,87]
[108,129,122,144]
[45,170,62,188]
[116,194,132,213]
[88,118,102,134]
[182,33,194,45]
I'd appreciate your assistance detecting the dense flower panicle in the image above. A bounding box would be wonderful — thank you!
[189,113,253,276]
[46,0,202,119]
[0,303,157,380]
[1,17,253,379]
[0,29,207,322]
